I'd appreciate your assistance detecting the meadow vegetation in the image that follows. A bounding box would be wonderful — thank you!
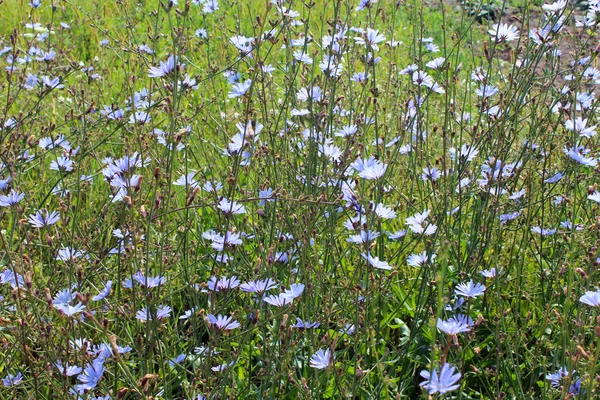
[1,0,600,398]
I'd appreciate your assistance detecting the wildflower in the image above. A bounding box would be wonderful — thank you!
[228,79,252,98]
[351,72,369,83]
[354,28,386,51]
[195,28,208,39]
[437,314,473,335]
[388,230,407,240]
[28,210,60,228]
[544,172,564,183]
[48,156,74,173]
[218,198,246,215]
[240,278,277,293]
[509,188,526,201]
[475,84,499,98]
[406,210,437,236]
[355,0,377,11]
[361,253,392,270]
[136,306,172,321]
[169,354,186,367]
[374,203,396,219]
[283,283,305,299]
[426,57,446,69]
[55,361,82,377]
[75,358,104,392]
[132,271,166,288]
[229,36,254,56]
[455,280,486,298]
[425,42,440,52]
[41,76,64,89]
[565,117,597,138]
[531,226,556,236]
[100,106,124,120]
[207,314,241,330]
[420,363,461,395]
[56,302,86,317]
[546,366,571,387]
[148,55,179,78]
[258,188,274,206]
[499,212,520,224]
[542,0,567,12]
[358,160,388,180]
[207,275,240,291]
[202,0,218,13]
[480,268,501,278]
[211,362,234,372]
[173,172,199,188]
[203,180,223,192]
[293,50,313,65]
[263,293,293,307]
[319,55,343,77]
[450,144,479,162]
[2,372,23,387]
[297,86,322,102]
[412,70,433,87]
[579,290,600,307]
[422,167,442,181]
[0,270,24,288]
[347,230,380,244]
[589,192,600,203]
[488,23,519,42]
[128,111,151,125]
[0,190,25,207]
[292,318,320,329]
[407,251,436,267]
[0,176,11,191]
[92,281,112,301]
[310,349,332,369]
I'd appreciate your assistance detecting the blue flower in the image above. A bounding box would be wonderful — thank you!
[0,190,25,207]
[283,283,305,300]
[455,280,486,298]
[310,349,332,369]
[0,269,24,288]
[55,302,86,317]
[136,306,172,321]
[75,358,105,393]
[132,271,167,288]
[437,314,473,335]
[2,372,23,387]
[169,353,187,367]
[27,210,60,228]
[49,156,74,172]
[206,275,240,292]
[207,314,241,330]
[546,366,572,388]
[419,363,461,394]
[148,55,179,78]
[41,76,64,89]
[263,293,293,307]
[579,290,600,307]
[228,79,252,98]
[240,278,277,294]
[92,281,112,301]
[55,361,82,376]
[292,317,320,329]
[156,305,172,319]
